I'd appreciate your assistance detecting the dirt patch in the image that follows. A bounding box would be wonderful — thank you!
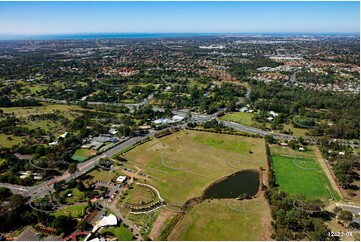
[148,210,176,240]
[314,146,344,199]
[259,192,273,240]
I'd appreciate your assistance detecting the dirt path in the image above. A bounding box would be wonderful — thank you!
[314,146,344,200]
[148,210,176,240]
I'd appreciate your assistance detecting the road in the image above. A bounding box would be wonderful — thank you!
[108,204,143,241]
[27,133,155,200]
[14,92,154,110]
[289,61,313,84]
[0,132,155,198]
[337,204,360,216]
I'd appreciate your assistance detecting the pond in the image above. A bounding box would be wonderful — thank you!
[204,170,260,199]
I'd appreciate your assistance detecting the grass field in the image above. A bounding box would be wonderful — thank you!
[0,134,25,148]
[124,130,267,204]
[1,104,84,118]
[60,188,87,204]
[125,184,156,205]
[52,204,87,218]
[71,149,96,162]
[100,223,134,241]
[168,197,271,241]
[282,123,308,137]
[220,112,255,126]
[271,151,340,200]
[270,145,317,158]
[87,169,118,183]
[120,130,269,240]
[25,120,63,133]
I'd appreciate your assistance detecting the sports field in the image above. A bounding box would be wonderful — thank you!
[71,149,97,162]
[271,146,340,200]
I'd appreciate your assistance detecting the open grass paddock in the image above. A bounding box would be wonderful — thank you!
[168,197,272,241]
[124,130,267,204]
[121,130,270,240]
[220,112,255,126]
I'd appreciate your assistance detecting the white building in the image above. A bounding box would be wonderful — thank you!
[116,175,127,183]
[48,141,59,146]
[172,115,185,122]
[240,107,249,112]
[60,132,68,139]
[269,111,278,117]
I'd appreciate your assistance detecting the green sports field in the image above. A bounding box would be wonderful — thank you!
[272,154,340,200]
[71,149,96,162]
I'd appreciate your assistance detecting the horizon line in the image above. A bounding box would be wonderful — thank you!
[0,32,359,41]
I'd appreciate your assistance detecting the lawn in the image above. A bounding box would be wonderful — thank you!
[100,223,134,241]
[87,168,118,183]
[282,123,308,137]
[60,188,87,204]
[270,144,317,158]
[168,197,271,241]
[71,149,96,162]
[271,154,340,200]
[124,130,267,204]
[111,130,269,240]
[25,120,62,133]
[0,134,25,148]
[125,184,156,205]
[52,203,87,218]
[220,112,255,126]
[1,104,84,118]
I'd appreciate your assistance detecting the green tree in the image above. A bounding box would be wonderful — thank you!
[338,210,353,223]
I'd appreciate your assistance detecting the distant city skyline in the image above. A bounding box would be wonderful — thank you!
[0,1,359,37]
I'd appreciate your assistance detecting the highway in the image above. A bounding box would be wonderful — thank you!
[28,133,155,200]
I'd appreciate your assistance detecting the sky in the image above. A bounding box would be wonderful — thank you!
[0,1,359,36]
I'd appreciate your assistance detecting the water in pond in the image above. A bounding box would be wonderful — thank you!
[204,170,260,199]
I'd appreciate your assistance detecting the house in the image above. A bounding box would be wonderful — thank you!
[153,118,170,125]
[280,142,288,147]
[81,141,104,150]
[240,107,249,112]
[139,125,151,130]
[338,151,345,156]
[109,128,118,135]
[267,117,274,121]
[59,132,68,139]
[172,115,185,123]
[19,171,32,179]
[48,141,59,146]
[269,111,278,117]
[299,147,305,151]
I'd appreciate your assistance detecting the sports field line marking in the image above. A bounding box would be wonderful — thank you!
[292,157,320,171]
